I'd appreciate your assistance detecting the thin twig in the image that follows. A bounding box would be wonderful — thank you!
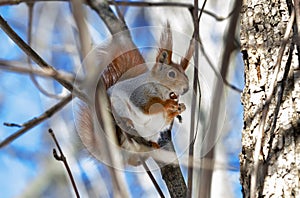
[87,0,127,34]
[26,3,64,99]
[141,160,165,198]
[198,37,242,93]
[199,36,242,93]
[148,146,240,171]
[187,0,203,197]
[120,131,165,197]
[198,1,241,197]
[106,1,234,21]
[0,60,77,82]
[0,0,234,22]
[70,0,92,59]
[94,80,130,197]
[110,0,126,25]
[0,15,87,102]
[197,0,207,24]
[70,0,94,82]
[187,0,210,195]
[250,10,295,198]
[3,122,22,128]
[0,94,73,148]
[49,128,80,198]
[224,78,243,93]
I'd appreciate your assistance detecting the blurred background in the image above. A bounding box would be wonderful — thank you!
[0,0,243,197]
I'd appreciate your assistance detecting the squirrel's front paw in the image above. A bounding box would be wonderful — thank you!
[165,100,186,113]
[178,103,186,113]
[165,100,186,123]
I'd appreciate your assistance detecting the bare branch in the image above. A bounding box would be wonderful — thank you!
[0,15,87,101]
[3,122,22,128]
[156,128,187,198]
[0,0,234,22]
[87,0,126,34]
[110,0,126,25]
[141,160,165,198]
[49,128,80,198]
[0,94,73,148]
[198,37,242,93]
[107,1,234,21]
[149,147,239,171]
[25,3,64,99]
[70,0,92,59]
[198,1,241,197]
[0,60,77,82]
[186,0,204,196]
[94,80,130,197]
[224,78,242,93]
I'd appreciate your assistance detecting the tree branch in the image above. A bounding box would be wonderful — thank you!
[87,0,127,34]
[0,15,87,101]
[0,0,234,22]
[0,60,76,82]
[49,128,80,198]
[198,1,241,197]
[156,129,187,198]
[0,94,73,148]
[141,160,165,198]
[187,0,203,196]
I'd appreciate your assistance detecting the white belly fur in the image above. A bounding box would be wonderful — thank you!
[108,73,171,142]
[129,102,170,142]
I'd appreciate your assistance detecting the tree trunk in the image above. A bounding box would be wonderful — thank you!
[240,0,300,197]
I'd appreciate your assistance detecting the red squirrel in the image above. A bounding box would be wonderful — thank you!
[79,23,194,165]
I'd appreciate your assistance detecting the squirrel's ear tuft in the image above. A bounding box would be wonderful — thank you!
[180,39,195,71]
[156,22,172,65]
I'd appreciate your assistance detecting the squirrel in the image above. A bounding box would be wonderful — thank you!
[78,22,194,166]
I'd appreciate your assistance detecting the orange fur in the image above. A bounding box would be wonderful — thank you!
[101,49,145,89]
[142,97,185,124]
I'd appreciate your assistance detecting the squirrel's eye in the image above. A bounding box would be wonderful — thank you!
[169,92,178,99]
[168,70,176,78]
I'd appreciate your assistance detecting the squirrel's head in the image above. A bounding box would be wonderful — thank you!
[151,22,194,96]
[151,53,189,95]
